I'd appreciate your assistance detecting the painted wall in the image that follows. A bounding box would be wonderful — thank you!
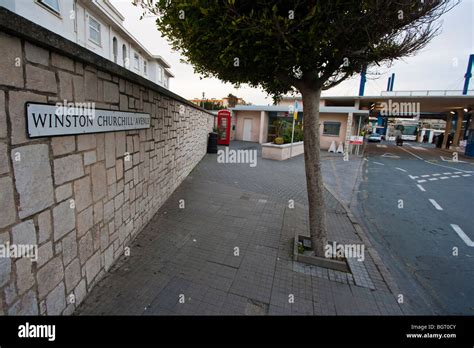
[277,99,325,108]
[262,111,269,143]
[234,111,261,142]
[319,113,348,150]
[6,0,76,41]
[5,0,170,88]
[232,110,348,149]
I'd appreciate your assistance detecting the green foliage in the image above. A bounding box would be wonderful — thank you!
[201,101,224,110]
[283,123,304,143]
[272,119,288,138]
[227,93,239,107]
[137,0,455,98]
[297,243,305,254]
[274,137,284,145]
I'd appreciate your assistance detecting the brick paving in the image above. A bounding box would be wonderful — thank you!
[76,141,407,315]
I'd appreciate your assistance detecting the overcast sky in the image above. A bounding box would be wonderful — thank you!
[113,0,473,105]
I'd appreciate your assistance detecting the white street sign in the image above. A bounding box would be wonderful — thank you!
[26,102,150,138]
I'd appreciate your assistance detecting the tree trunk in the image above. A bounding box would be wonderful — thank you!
[300,86,327,257]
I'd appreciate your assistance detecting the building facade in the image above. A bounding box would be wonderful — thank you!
[230,101,367,151]
[230,94,474,153]
[0,0,173,88]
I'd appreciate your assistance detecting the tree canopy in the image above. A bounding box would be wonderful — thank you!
[139,0,457,97]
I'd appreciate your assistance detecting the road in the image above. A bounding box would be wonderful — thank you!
[353,141,474,314]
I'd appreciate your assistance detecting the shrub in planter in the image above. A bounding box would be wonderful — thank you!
[274,137,284,145]
[283,123,304,143]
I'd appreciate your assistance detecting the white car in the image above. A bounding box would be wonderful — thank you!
[368,133,382,142]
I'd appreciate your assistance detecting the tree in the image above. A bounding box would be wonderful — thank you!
[138,0,457,257]
[227,93,239,107]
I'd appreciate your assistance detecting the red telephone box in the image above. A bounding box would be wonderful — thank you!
[217,110,231,146]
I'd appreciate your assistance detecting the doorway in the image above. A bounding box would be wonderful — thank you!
[243,118,253,141]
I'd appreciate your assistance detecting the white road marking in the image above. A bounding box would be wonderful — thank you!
[376,144,387,148]
[440,156,467,163]
[398,147,472,173]
[425,160,472,173]
[429,199,443,211]
[462,174,471,177]
[440,177,449,180]
[450,224,474,247]
[409,175,418,179]
[454,172,463,174]
[410,146,426,150]
[373,161,384,165]
[396,167,407,172]
[399,146,424,160]
[428,178,438,181]
[421,175,430,177]
[417,179,427,183]
[432,173,441,176]
[381,153,400,158]
[452,175,460,178]
[416,184,426,192]
[442,172,452,175]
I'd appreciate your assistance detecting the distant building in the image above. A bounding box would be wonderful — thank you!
[189,96,247,109]
[230,94,473,152]
[1,0,174,88]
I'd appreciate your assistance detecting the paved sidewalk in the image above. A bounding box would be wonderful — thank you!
[77,141,406,315]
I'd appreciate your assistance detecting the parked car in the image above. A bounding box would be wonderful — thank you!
[368,133,382,142]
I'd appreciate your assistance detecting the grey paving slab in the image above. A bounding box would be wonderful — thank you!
[76,141,404,316]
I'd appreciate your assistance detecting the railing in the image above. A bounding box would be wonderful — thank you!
[380,90,474,96]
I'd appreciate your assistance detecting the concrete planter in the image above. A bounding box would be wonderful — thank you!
[261,141,304,161]
[294,235,349,272]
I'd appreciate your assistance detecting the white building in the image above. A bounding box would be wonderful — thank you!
[0,0,174,88]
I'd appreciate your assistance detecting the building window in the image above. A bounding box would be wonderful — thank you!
[323,122,341,136]
[72,0,77,32]
[157,66,163,83]
[38,0,60,14]
[112,37,118,63]
[88,15,101,45]
[143,61,147,76]
[134,53,139,70]
[122,44,128,67]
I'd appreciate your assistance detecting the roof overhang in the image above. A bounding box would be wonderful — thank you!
[152,55,172,69]
[231,105,368,114]
[323,95,474,113]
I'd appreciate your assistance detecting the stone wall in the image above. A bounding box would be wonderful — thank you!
[0,12,213,315]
